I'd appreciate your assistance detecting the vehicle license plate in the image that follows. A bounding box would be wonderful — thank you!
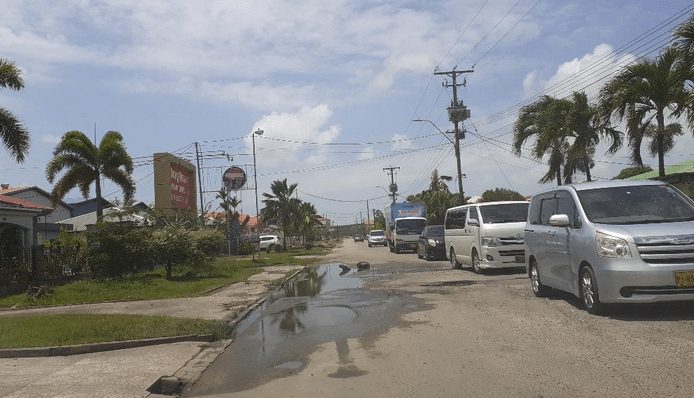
[515,255,525,263]
[675,271,694,288]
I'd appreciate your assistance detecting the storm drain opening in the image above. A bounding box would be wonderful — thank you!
[147,376,185,396]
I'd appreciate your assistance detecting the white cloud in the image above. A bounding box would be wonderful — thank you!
[391,133,415,151]
[0,0,541,108]
[248,104,340,167]
[39,134,61,145]
[523,43,635,99]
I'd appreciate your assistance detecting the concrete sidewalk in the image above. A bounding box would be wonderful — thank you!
[0,265,305,397]
[0,341,205,397]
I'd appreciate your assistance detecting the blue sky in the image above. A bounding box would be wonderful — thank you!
[2,0,694,225]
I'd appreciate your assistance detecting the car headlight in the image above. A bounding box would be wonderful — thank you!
[597,232,631,258]
[481,236,501,247]
[427,239,437,246]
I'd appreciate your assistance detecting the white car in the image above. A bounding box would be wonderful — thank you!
[367,230,387,247]
[258,235,280,251]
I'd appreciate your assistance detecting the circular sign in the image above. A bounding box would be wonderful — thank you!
[223,166,247,189]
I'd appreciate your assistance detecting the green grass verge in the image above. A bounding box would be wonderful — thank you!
[0,314,217,349]
[0,257,260,308]
[0,246,332,309]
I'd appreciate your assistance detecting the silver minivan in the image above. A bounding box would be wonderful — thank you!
[445,201,529,273]
[525,180,694,314]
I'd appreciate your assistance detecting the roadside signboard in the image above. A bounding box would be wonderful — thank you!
[223,166,247,190]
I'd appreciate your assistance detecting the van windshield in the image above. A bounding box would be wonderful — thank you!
[396,219,427,235]
[577,185,694,225]
[479,203,529,224]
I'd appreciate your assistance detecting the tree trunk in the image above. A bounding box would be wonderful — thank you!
[165,263,172,280]
[585,157,592,182]
[657,112,666,179]
[556,166,562,186]
[95,171,103,220]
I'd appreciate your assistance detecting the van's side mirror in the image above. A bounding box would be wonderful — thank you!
[549,214,570,227]
[468,219,479,227]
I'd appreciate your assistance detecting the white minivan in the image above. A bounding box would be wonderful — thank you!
[444,201,529,273]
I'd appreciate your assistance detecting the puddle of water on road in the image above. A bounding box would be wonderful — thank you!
[185,263,431,396]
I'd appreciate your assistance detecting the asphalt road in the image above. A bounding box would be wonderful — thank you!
[186,239,694,398]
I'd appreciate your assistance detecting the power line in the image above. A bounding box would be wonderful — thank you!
[474,0,542,66]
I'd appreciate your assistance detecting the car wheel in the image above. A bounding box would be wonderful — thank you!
[529,261,551,297]
[450,248,461,269]
[472,250,483,274]
[580,266,605,315]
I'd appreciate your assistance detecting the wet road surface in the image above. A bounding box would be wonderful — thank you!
[186,261,432,396]
[186,240,694,398]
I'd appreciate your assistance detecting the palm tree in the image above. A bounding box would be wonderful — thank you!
[261,179,301,248]
[297,202,322,242]
[428,169,452,192]
[645,122,683,160]
[0,58,30,163]
[563,92,622,182]
[46,130,135,219]
[599,48,691,178]
[513,95,572,185]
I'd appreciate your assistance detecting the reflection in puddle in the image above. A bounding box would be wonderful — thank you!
[186,263,419,395]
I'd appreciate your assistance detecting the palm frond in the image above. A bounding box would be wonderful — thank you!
[0,58,24,90]
[0,108,30,163]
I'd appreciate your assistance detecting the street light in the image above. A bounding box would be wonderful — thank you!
[252,129,264,226]
[412,118,464,204]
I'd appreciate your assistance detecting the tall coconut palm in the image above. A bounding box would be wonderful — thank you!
[297,202,322,243]
[0,58,30,163]
[599,48,691,178]
[563,92,623,182]
[513,95,572,185]
[261,179,301,248]
[46,130,135,219]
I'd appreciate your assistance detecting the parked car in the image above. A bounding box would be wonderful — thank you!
[525,180,694,315]
[258,235,280,251]
[354,234,364,242]
[367,230,387,247]
[445,201,529,273]
[417,225,445,260]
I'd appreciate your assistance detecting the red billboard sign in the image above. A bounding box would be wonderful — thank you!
[170,163,195,209]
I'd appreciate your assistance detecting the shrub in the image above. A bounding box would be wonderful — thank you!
[191,229,225,259]
[42,230,87,280]
[150,225,205,280]
[86,223,154,278]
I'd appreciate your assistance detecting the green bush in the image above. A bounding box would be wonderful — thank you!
[42,230,87,279]
[151,225,207,280]
[86,223,154,278]
[191,229,225,258]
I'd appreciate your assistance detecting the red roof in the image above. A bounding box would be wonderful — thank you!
[0,195,53,211]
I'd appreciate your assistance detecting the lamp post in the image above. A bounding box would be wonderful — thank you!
[412,118,464,205]
[252,129,264,226]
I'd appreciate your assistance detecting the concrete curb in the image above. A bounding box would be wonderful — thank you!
[0,334,215,358]
[146,266,310,396]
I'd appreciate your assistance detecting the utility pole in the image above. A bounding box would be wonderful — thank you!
[194,142,205,216]
[383,166,400,204]
[366,200,371,230]
[435,67,473,205]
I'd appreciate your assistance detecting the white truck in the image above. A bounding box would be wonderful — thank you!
[385,202,427,254]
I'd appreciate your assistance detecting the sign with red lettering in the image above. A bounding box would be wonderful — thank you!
[170,163,194,209]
